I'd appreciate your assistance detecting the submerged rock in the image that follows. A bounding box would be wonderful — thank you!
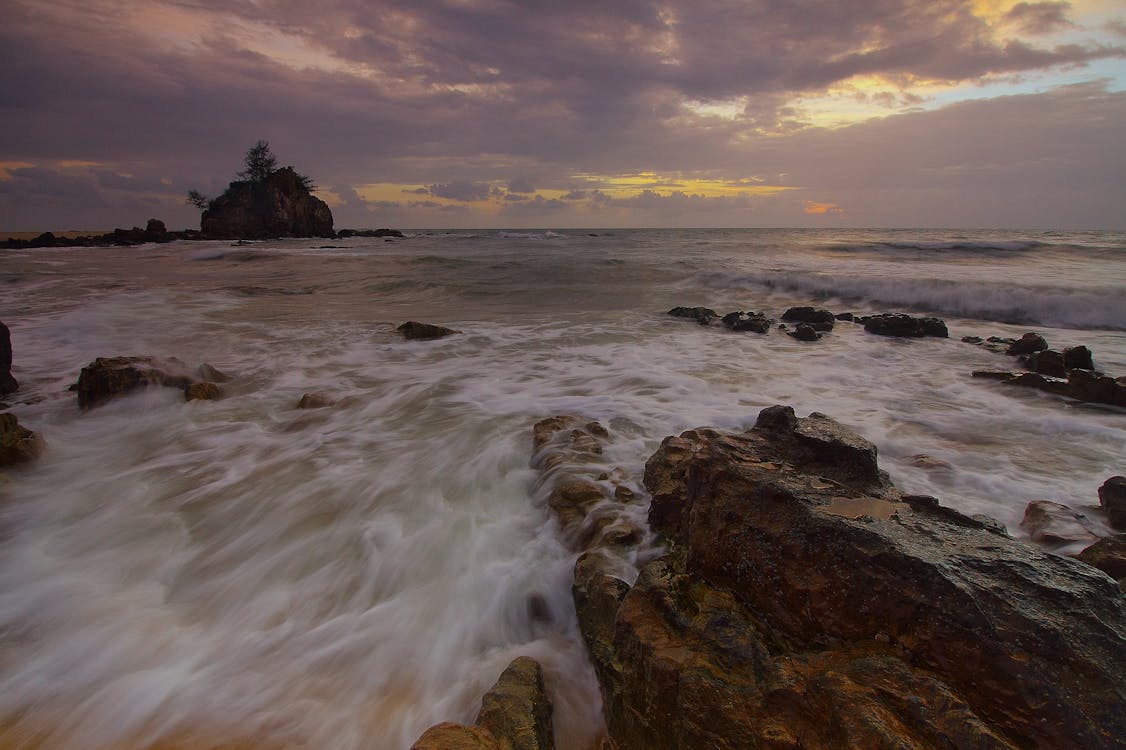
[410,656,554,750]
[862,313,948,338]
[787,322,821,341]
[667,306,717,325]
[0,412,44,466]
[74,356,230,408]
[296,392,335,409]
[720,311,771,333]
[185,382,222,402]
[781,306,835,331]
[398,321,460,340]
[0,321,16,396]
[971,368,1126,407]
[579,405,1125,749]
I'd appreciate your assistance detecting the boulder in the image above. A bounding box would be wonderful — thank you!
[398,321,460,340]
[1019,500,1099,549]
[1100,476,1126,531]
[201,167,334,239]
[781,306,835,331]
[834,312,855,321]
[296,392,335,409]
[0,412,44,466]
[862,313,948,338]
[720,311,771,333]
[1063,345,1095,371]
[1022,349,1067,378]
[409,657,554,750]
[1006,332,1048,356]
[1074,536,1126,587]
[0,321,16,396]
[579,406,1125,750]
[74,356,194,409]
[787,323,821,341]
[667,306,717,325]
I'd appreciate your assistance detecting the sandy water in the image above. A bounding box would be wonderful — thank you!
[1,229,1124,748]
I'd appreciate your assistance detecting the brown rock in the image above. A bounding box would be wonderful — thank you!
[0,321,16,396]
[0,412,44,466]
[1074,536,1126,585]
[398,321,460,340]
[185,382,222,402]
[1022,349,1067,378]
[1100,476,1126,530]
[1006,331,1049,355]
[74,356,194,409]
[584,406,1125,750]
[410,723,500,750]
[201,167,334,239]
[296,392,334,409]
[475,656,553,750]
[1020,500,1099,548]
[196,363,232,382]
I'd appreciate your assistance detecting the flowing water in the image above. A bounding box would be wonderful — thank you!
[1,228,1124,749]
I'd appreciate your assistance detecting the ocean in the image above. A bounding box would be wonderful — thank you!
[1,228,1124,749]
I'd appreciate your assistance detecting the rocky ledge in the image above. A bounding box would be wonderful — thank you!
[573,405,1124,749]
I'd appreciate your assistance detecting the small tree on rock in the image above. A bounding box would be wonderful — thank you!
[186,189,210,210]
[238,140,278,183]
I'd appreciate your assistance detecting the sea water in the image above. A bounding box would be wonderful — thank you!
[1,228,1123,749]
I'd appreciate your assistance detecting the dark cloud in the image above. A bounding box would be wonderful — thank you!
[424,181,492,201]
[507,177,536,193]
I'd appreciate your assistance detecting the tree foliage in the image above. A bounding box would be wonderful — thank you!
[238,140,278,183]
[186,189,210,211]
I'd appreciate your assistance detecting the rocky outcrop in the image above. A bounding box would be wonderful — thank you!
[398,321,460,340]
[787,323,821,341]
[781,306,835,331]
[1022,349,1067,377]
[0,412,44,467]
[861,313,949,338]
[201,168,334,239]
[971,368,1126,407]
[1074,537,1126,590]
[410,656,554,750]
[1101,476,1126,530]
[74,357,229,409]
[0,321,16,396]
[667,307,717,325]
[576,405,1125,750]
[720,311,771,333]
[1006,332,1048,356]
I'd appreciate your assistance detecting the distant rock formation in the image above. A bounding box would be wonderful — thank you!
[201,167,334,239]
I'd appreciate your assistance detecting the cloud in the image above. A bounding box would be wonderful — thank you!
[1004,2,1074,35]
[507,177,535,193]
[803,201,845,215]
[423,181,493,201]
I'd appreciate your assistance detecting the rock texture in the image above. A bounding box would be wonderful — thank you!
[1019,500,1099,549]
[862,313,948,338]
[1074,537,1126,589]
[971,368,1126,407]
[720,311,771,333]
[0,412,44,467]
[1006,332,1048,356]
[201,168,334,239]
[1101,476,1126,531]
[398,321,461,340]
[667,307,717,325]
[409,657,554,750]
[576,405,1125,750]
[0,321,16,396]
[74,357,229,409]
[781,306,835,331]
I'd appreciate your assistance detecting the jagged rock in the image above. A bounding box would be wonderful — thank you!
[74,356,195,409]
[0,412,44,466]
[1074,536,1126,587]
[1100,476,1126,530]
[787,323,821,341]
[720,311,771,333]
[1006,332,1048,356]
[201,167,334,239]
[862,313,948,338]
[1063,345,1095,371]
[667,306,717,325]
[971,368,1126,407]
[398,321,460,340]
[1022,349,1067,378]
[1020,500,1099,549]
[296,392,334,409]
[410,657,554,750]
[0,321,16,396]
[580,406,1124,750]
[781,306,835,331]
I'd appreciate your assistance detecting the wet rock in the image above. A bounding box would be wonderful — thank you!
[1066,369,1126,407]
[962,335,984,344]
[398,321,460,340]
[201,167,334,239]
[1074,536,1126,587]
[908,453,953,470]
[781,306,835,331]
[583,405,1125,750]
[185,382,222,401]
[0,322,17,396]
[197,363,232,382]
[835,312,855,321]
[1022,349,1067,378]
[410,657,554,750]
[667,306,717,325]
[1100,476,1126,531]
[1063,345,1095,371]
[1020,500,1099,549]
[720,311,771,333]
[296,392,335,409]
[1006,332,1048,356]
[787,323,821,341]
[0,412,44,466]
[74,356,195,409]
[862,313,948,338]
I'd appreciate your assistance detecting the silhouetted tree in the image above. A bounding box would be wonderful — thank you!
[186,189,210,210]
[238,140,278,183]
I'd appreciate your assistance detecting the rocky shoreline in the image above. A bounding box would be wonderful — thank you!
[0,223,404,249]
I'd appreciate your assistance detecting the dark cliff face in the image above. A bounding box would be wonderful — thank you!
[201,167,334,239]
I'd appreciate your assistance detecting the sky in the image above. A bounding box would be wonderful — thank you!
[1,0,1124,230]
